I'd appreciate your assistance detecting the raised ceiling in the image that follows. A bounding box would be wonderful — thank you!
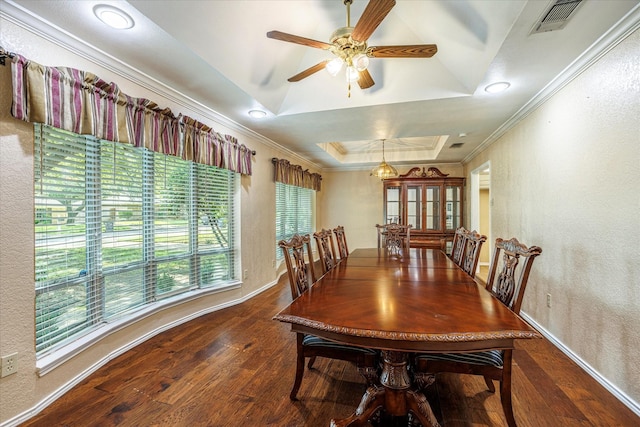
[2,0,639,170]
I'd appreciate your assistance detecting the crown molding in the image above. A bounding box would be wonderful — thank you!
[0,0,320,171]
[463,4,640,165]
[321,161,465,174]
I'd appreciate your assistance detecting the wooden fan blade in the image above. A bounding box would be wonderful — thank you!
[370,44,438,58]
[358,69,375,89]
[288,60,331,82]
[351,0,396,42]
[267,30,332,50]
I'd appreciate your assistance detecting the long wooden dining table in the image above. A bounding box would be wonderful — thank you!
[274,247,540,427]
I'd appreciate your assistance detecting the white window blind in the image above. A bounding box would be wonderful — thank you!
[275,182,314,259]
[34,124,237,355]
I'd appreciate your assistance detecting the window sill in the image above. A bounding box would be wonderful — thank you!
[36,282,241,376]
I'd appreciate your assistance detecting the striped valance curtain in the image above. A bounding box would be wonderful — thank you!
[10,53,252,175]
[272,158,322,191]
[181,117,252,174]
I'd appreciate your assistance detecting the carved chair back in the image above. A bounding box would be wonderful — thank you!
[416,236,542,427]
[281,233,378,401]
[333,225,349,259]
[460,230,487,278]
[278,234,317,299]
[313,228,338,274]
[376,223,412,254]
[450,226,469,266]
[486,237,543,314]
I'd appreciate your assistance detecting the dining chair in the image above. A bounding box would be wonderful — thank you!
[279,234,317,298]
[333,225,349,260]
[313,228,339,275]
[414,237,542,427]
[278,234,378,401]
[460,230,487,278]
[376,223,412,254]
[450,226,469,266]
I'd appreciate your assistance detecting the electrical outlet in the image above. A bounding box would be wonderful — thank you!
[1,352,18,378]
[272,259,276,268]
[243,269,248,280]
[546,293,552,308]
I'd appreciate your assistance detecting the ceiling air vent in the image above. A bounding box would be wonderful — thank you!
[531,0,584,34]
[450,143,464,149]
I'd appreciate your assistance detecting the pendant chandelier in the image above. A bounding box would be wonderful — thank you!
[370,139,398,180]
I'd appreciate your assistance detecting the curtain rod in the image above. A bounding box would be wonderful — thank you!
[0,46,15,66]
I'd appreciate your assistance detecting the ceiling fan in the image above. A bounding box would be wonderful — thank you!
[267,0,437,96]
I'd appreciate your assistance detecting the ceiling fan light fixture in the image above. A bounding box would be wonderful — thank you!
[268,0,438,94]
[326,58,344,76]
[346,66,359,82]
[353,53,369,71]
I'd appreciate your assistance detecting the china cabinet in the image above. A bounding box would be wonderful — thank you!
[382,167,465,250]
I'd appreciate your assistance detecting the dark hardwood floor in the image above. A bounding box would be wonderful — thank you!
[21,275,639,426]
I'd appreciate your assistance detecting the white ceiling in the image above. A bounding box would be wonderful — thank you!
[3,0,639,170]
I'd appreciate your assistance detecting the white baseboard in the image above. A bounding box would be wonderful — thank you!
[1,278,280,427]
[521,312,640,418]
[5,285,637,427]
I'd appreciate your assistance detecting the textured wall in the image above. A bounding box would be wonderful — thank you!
[0,18,321,424]
[0,57,37,423]
[318,164,465,250]
[1,11,638,427]
[465,29,640,404]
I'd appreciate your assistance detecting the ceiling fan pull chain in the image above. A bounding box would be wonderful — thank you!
[344,0,352,27]
[348,81,351,98]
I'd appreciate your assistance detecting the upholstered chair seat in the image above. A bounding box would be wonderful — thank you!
[279,233,378,401]
[413,237,542,427]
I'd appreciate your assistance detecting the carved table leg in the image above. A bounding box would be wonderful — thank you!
[330,351,441,427]
[330,385,385,427]
[406,388,440,427]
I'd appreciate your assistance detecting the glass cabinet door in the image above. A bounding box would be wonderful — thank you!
[445,185,462,230]
[425,186,440,230]
[382,169,464,250]
[406,185,421,229]
[385,186,401,224]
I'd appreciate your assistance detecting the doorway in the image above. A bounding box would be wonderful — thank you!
[470,162,491,281]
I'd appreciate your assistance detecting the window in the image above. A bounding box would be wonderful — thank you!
[34,124,237,355]
[275,182,314,259]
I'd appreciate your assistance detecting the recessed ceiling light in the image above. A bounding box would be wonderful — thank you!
[485,82,511,93]
[248,110,267,119]
[93,5,134,30]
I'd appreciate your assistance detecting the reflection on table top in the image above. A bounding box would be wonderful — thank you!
[274,248,540,353]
